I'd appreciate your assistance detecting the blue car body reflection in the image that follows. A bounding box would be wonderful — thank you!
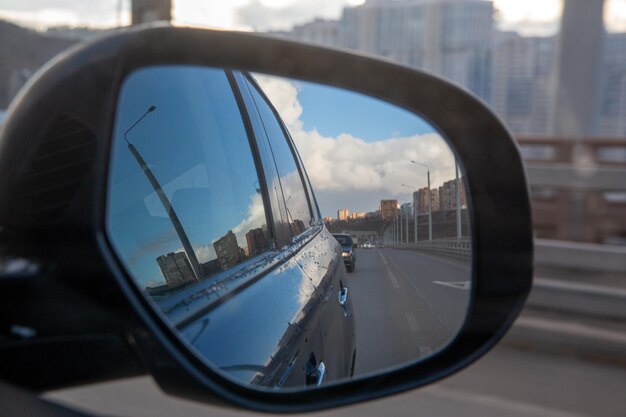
[107,66,356,388]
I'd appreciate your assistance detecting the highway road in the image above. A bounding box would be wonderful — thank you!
[347,247,471,375]
[44,248,626,416]
[46,343,626,417]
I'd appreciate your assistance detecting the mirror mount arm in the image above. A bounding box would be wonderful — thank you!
[126,141,203,283]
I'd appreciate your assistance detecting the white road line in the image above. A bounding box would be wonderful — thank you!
[432,280,471,290]
[387,255,452,332]
[423,386,593,417]
[405,312,419,331]
[389,270,401,289]
[379,252,400,288]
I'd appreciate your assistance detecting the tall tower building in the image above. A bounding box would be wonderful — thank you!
[550,0,606,137]
[549,0,606,242]
[338,0,494,103]
[246,228,270,257]
[157,252,196,288]
[379,199,399,220]
[213,231,241,271]
[492,32,555,136]
[598,33,626,136]
[412,191,420,216]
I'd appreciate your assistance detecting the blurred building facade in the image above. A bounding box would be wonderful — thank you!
[131,0,172,25]
[275,0,626,139]
[380,199,399,219]
[282,0,493,103]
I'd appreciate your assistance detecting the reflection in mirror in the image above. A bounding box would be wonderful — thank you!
[106,66,471,391]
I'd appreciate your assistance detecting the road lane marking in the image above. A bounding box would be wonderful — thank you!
[405,312,419,331]
[389,270,400,289]
[379,252,400,288]
[432,280,471,290]
[386,262,452,332]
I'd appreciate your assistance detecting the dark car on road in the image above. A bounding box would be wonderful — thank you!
[333,234,356,272]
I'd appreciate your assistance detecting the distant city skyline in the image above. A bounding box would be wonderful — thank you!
[0,1,551,32]
[4,1,626,137]
[2,1,626,35]
[329,174,466,221]
[275,0,626,138]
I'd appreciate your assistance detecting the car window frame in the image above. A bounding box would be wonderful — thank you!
[241,73,317,230]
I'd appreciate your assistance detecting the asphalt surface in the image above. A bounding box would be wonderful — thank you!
[347,247,471,375]
[44,248,626,416]
[46,344,626,417]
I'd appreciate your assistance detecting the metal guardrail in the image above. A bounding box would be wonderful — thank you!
[390,238,472,259]
[534,238,626,273]
[529,277,626,320]
[415,238,471,258]
[391,237,625,275]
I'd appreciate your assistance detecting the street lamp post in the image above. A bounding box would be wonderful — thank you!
[411,160,432,241]
[455,156,462,239]
[401,183,419,245]
[125,105,203,282]
[414,204,418,245]
[405,205,409,244]
[396,206,402,244]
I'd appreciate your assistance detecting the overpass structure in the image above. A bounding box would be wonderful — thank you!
[337,230,380,245]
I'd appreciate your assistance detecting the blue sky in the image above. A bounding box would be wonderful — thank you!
[295,81,436,141]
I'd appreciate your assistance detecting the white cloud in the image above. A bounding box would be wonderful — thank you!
[193,244,217,264]
[255,75,456,216]
[235,0,358,32]
[4,1,626,36]
[253,74,303,131]
[173,0,250,31]
[293,130,453,195]
[607,0,626,33]
[0,0,128,29]
[231,192,267,247]
[235,0,625,36]
[493,0,562,24]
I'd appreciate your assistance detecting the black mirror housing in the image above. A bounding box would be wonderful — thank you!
[0,25,532,412]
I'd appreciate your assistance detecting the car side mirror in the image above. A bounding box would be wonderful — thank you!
[0,26,532,413]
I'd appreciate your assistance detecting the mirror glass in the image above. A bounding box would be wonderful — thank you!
[106,65,472,390]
